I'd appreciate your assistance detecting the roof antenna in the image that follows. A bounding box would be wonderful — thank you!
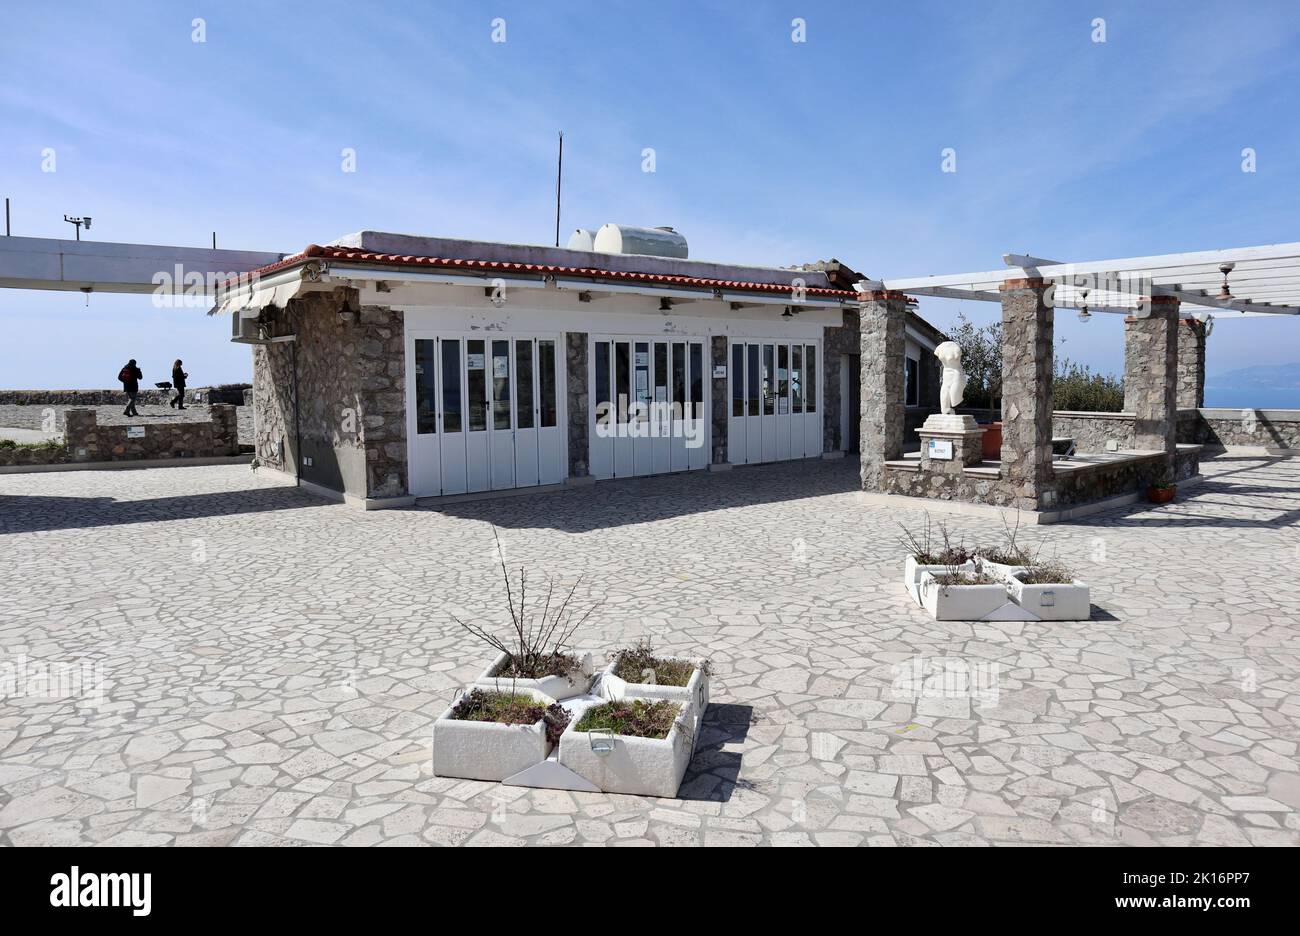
[554,131,563,247]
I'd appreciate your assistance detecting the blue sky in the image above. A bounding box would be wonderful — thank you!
[2,0,1299,392]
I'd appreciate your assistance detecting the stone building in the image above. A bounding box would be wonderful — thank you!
[216,230,943,507]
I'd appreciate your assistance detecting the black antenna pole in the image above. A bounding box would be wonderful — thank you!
[554,131,563,247]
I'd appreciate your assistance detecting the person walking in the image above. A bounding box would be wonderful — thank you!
[170,359,189,410]
[118,359,143,416]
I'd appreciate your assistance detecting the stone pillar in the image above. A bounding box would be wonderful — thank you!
[210,404,239,455]
[1124,296,1179,457]
[565,332,589,478]
[710,335,729,465]
[999,278,1055,508]
[858,290,906,490]
[1176,318,1206,410]
[64,408,99,462]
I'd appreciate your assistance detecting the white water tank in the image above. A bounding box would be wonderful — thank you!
[566,228,596,251]
[592,224,688,259]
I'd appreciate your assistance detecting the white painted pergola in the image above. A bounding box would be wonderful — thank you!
[868,240,1300,318]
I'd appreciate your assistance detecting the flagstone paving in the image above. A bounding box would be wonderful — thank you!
[0,455,1297,846]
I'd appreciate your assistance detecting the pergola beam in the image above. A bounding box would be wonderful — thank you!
[1003,253,1300,315]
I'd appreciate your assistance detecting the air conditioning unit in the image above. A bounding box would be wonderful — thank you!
[232,311,262,341]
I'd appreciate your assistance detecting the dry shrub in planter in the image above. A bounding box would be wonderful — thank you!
[455,527,596,699]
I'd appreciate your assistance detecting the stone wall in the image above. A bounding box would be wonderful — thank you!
[1178,408,1300,450]
[566,332,589,477]
[251,290,407,500]
[1052,411,1136,452]
[883,447,1200,509]
[710,335,728,464]
[61,405,240,462]
[0,442,68,468]
[0,386,250,407]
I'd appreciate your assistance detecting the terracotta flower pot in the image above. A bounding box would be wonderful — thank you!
[1146,485,1176,504]
[981,421,1003,460]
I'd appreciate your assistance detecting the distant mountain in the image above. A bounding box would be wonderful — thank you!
[1207,362,1300,390]
[1205,362,1300,409]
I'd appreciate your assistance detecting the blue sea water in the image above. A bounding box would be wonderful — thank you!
[1203,387,1300,409]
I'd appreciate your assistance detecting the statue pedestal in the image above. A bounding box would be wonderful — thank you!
[917,414,985,473]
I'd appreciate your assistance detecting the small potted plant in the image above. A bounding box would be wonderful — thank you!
[918,560,1009,621]
[1147,481,1176,504]
[598,640,711,736]
[432,687,571,782]
[558,697,695,798]
[455,528,596,700]
[899,514,976,605]
[1006,559,1090,622]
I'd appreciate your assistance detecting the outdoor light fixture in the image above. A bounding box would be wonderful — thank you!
[1217,262,1235,300]
[1076,288,1091,323]
[63,214,91,240]
[587,729,616,755]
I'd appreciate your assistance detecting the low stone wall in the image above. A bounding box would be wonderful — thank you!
[0,385,250,407]
[883,447,1200,511]
[1178,408,1300,451]
[1052,411,1135,452]
[0,443,69,468]
[63,405,240,462]
[0,406,241,469]
[1053,448,1199,507]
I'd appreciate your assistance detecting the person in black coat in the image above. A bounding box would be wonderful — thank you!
[118,359,143,416]
[170,359,189,410]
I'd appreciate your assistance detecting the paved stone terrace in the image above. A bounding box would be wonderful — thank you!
[0,456,1297,846]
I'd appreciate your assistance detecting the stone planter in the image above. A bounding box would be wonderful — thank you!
[918,571,1009,621]
[1007,573,1091,621]
[905,556,976,606]
[557,699,696,798]
[474,650,594,701]
[975,557,1028,583]
[596,655,709,738]
[431,687,555,782]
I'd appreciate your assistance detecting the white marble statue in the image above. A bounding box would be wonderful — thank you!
[934,341,967,415]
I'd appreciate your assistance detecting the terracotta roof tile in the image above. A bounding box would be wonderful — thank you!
[240,244,860,299]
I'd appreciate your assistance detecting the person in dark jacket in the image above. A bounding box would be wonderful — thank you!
[170,359,189,409]
[118,359,143,416]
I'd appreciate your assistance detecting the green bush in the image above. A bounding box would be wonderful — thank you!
[1053,358,1124,412]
